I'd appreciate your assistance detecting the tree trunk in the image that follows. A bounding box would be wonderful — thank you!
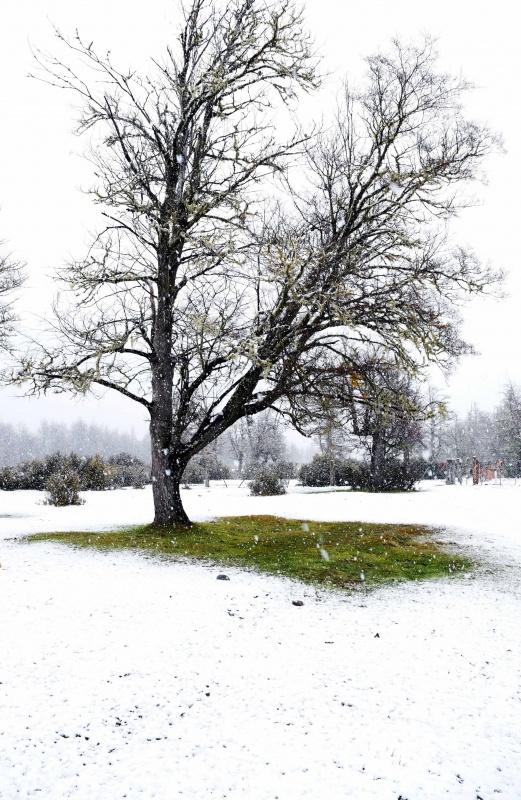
[150,417,190,527]
[325,428,335,486]
[329,456,336,487]
[149,262,192,525]
[370,429,384,491]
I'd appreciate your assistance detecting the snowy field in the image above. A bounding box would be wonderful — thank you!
[1,480,520,799]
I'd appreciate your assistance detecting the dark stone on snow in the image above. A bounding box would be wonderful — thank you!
[216,574,230,581]
[374,633,380,638]
[292,600,304,607]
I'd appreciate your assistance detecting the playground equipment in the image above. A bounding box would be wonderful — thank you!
[471,456,503,485]
[445,457,504,485]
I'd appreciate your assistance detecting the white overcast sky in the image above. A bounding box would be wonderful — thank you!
[0,0,519,435]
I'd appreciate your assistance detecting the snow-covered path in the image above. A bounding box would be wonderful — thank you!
[1,482,520,799]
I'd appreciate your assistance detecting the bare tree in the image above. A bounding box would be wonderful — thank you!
[345,359,428,489]
[19,16,499,524]
[0,238,24,354]
[223,410,285,477]
[245,410,285,474]
[424,385,448,465]
[225,417,249,478]
[494,383,521,473]
[288,345,431,488]
[317,416,345,487]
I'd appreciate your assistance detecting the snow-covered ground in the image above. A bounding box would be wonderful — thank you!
[1,481,520,799]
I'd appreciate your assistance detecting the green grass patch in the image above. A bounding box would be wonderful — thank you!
[29,516,473,590]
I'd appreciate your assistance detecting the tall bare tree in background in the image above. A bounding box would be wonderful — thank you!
[19,0,500,524]
[226,410,285,477]
[345,359,428,490]
[287,346,433,488]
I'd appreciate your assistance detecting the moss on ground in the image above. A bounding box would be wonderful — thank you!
[29,515,473,590]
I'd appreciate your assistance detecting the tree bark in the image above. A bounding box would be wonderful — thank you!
[329,455,336,487]
[150,416,190,526]
[370,428,384,491]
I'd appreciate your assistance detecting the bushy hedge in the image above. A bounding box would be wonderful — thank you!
[249,470,287,496]
[269,459,296,481]
[371,459,426,491]
[242,459,296,480]
[298,454,425,492]
[248,460,296,496]
[298,455,369,488]
[0,452,149,492]
[106,452,149,489]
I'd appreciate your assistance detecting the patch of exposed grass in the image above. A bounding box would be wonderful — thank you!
[29,516,473,590]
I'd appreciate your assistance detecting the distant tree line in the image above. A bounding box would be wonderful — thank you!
[0,420,150,467]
